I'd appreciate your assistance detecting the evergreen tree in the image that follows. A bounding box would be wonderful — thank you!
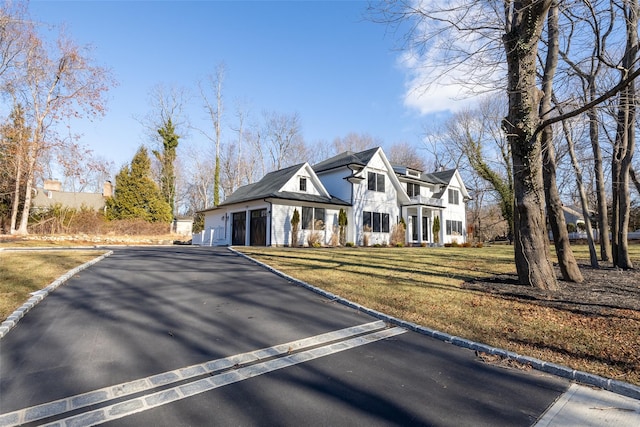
[106,146,172,223]
[154,118,179,215]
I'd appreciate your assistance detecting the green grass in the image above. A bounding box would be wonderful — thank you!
[239,245,640,386]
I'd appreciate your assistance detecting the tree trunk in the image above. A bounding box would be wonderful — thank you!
[561,112,599,268]
[539,2,583,283]
[587,105,612,262]
[9,151,23,234]
[611,0,637,269]
[503,0,558,289]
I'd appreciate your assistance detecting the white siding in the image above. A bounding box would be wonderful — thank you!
[280,169,322,196]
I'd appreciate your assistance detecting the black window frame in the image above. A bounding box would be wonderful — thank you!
[448,189,459,205]
[302,206,313,230]
[299,177,307,192]
[367,172,385,192]
[363,211,372,230]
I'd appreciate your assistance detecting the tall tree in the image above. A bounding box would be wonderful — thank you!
[539,2,583,283]
[444,102,514,243]
[154,118,179,215]
[7,22,113,235]
[199,64,225,206]
[610,0,638,269]
[106,146,172,223]
[373,0,640,288]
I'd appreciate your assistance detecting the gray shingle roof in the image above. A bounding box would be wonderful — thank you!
[218,163,349,207]
[312,147,379,173]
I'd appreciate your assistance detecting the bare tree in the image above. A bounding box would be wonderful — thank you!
[444,100,514,243]
[387,141,426,170]
[12,28,113,234]
[332,132,379,155]
[260,111,307,172]
[610,0,638,269]
[198,64,225,206]
[540,2,583,283]
[372,0,640,288]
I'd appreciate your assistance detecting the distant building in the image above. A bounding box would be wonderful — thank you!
[31,180,112,213]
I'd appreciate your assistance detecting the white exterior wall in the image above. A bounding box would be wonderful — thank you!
[441,185,467,244]
[352,153,401,246]
[280,169,322,195]
[271,201,343,247]
[201,208,229,246]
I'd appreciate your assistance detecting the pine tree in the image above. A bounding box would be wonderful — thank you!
[106,146,172,223]
[154,119,179,215]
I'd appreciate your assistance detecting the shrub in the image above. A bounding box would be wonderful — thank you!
[389,222,406,247]
[475,242,484,248]
[462,242,472,248]
[329,225,340,247]
[307,220,324,247]
[291,208,300,247]
[362,225,371,247]
[345,242,355,247]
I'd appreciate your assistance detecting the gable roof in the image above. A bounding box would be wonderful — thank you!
[31,188,106,211]
[216,163,349,208]
[312,147,379,173]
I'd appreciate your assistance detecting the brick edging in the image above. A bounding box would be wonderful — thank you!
[229,247,640,401]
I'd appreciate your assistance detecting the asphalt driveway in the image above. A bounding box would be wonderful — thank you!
[1,246,571,426]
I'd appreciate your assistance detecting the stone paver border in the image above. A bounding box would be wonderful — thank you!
[0,249,113,339]
[230,247,640,401]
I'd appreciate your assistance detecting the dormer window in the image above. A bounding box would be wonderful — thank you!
[299,177,307,192]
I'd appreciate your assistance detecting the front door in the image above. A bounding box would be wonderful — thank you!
[250,209,267,246]
[422,216,429,242]
[232,212,246,245]
[411,216,418,241]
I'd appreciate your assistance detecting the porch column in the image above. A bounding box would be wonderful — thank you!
[417,207,423,245]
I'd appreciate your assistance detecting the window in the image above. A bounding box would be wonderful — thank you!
[299,177,307,192]
[302,207,313,230]
[448,189,459,205]
[373,212,381,232]
[302,206,324,230]
[367,172,385,192]
[314,208,325,230]
[407,182,420,197]
[382,213,390,233]
[363,211,390,233]
[363,211,372,230]
[446,220,463,235]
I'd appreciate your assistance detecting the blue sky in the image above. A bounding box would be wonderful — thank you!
[29,0,465,170]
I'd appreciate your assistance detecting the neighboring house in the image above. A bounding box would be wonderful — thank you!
[197,147,470,247]
[31,179,112,213]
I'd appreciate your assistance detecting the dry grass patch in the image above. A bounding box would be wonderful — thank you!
[238,245,640,386]
[0,250,105,320]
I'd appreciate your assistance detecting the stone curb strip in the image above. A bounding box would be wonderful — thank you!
[0,321,404,426]
[0,250,114,339]
[230,247,640,401]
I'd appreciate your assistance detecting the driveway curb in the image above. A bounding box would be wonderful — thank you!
[0,250,113,339]
[230,247,640,401]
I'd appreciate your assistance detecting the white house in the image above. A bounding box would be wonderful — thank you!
[196,147,470,247]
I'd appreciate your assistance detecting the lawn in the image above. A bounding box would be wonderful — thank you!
[1,242,637,387]
[238,244,640,386]
[0,250,106,320]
